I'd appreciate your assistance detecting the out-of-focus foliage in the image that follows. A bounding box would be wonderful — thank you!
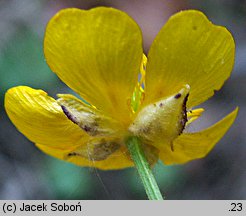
[0,31,58,98]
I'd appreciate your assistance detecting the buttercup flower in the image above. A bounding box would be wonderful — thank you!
[5,7,238,170]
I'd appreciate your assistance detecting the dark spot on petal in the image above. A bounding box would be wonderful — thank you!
[193,26,197,30]
[176,94,189,141]
[174,93,181,99]
[82,125,92,132]
[67,152,80,157]
[79,123,101,136]
[90,141,121,161]
[159,103,163,107]
[61,105,78,124]
[178,93,189,136]
[140,126,151,134]
[180,118,187,131]
[67,140,121,161]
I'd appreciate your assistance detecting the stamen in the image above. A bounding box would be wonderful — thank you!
[130,54,147,113]
[186,108,204,125]
[139,54,147,88]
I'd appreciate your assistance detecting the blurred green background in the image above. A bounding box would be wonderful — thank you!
[0,0,245,199]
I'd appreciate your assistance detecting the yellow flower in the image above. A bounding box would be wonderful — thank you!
[5,7,238,170]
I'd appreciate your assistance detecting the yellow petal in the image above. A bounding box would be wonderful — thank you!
[44,7,143,125]
[160,107,238,165]
[145,10,235,108]
[5,86,89,148]
[36,143,133,170]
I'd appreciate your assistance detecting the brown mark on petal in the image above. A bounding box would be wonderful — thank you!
[174,93,181,99]
[66,139,121,161]
[79,121,102,136]
[179,93,189,135]
[61,105,78,124]
[82,125,92,133]
[139,125,151,136]
[159,102,163,108]
[67,152,80,157]
[170,94,189,152]
[192,25,198,30]
[61,105,103,136]
[91,140,120,161]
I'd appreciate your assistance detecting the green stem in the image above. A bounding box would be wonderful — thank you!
[126,136,164,200]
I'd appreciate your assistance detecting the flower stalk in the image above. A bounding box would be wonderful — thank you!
[126,136,164,200]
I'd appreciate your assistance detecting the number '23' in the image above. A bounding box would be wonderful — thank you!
[230,203,242,211]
